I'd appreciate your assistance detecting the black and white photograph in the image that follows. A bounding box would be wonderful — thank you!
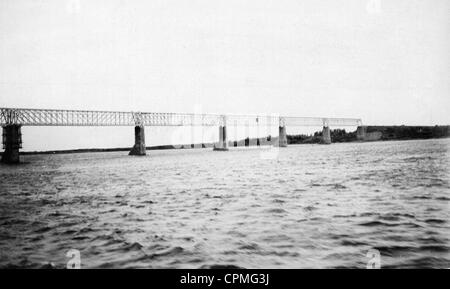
[0,0,449,275]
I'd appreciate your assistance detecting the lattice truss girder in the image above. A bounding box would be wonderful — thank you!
[0,108,362,127]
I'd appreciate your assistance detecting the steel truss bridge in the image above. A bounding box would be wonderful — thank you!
[0,107,362,127]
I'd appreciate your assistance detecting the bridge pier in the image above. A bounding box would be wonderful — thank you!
[129,125,146,156]
[214,125,229,151]
[321,126,331,144]
[278,126,288,147]
[357,126,367,141]
[1,125,22,164]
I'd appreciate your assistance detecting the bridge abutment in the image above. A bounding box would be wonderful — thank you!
[357,126,367,141]
[129,125,146,156]
[1,125,22,164]
[321,126,331,144]
[214,125,229,151]
[278,126,288,147]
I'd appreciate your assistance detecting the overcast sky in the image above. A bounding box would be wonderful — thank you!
[1,0,449,150]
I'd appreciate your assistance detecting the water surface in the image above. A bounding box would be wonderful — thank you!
[0,139,449,268]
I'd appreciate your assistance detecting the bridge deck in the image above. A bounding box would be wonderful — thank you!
[0,108,362,127]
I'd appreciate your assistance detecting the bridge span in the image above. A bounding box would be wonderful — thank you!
[0,107,364,163]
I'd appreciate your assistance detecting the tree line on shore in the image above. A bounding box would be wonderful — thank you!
[10,125,450,155]
[287,125,450,144]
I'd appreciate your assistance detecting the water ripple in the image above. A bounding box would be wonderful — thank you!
[0,139,449,268]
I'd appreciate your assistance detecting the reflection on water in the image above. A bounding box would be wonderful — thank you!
[0,139,449,268]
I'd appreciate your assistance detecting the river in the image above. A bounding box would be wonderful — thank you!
[0,139,449,268]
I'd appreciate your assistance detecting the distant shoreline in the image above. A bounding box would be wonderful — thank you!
[288,125,450,144]
[2,125,449,156]
[17,143,217,155]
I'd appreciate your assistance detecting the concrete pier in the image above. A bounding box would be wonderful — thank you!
[129,125,146,155]
[1,125,22,164]
[214,125,229,151]
[357,126,367,141]
[321,126,331,144]
[278,126,288,147]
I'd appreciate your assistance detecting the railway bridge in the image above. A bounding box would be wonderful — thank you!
[0,107,365,163]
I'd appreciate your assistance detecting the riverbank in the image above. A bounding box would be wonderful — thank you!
[14,143,217,155]
[1,125,448,156]
[288,125,450,144]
